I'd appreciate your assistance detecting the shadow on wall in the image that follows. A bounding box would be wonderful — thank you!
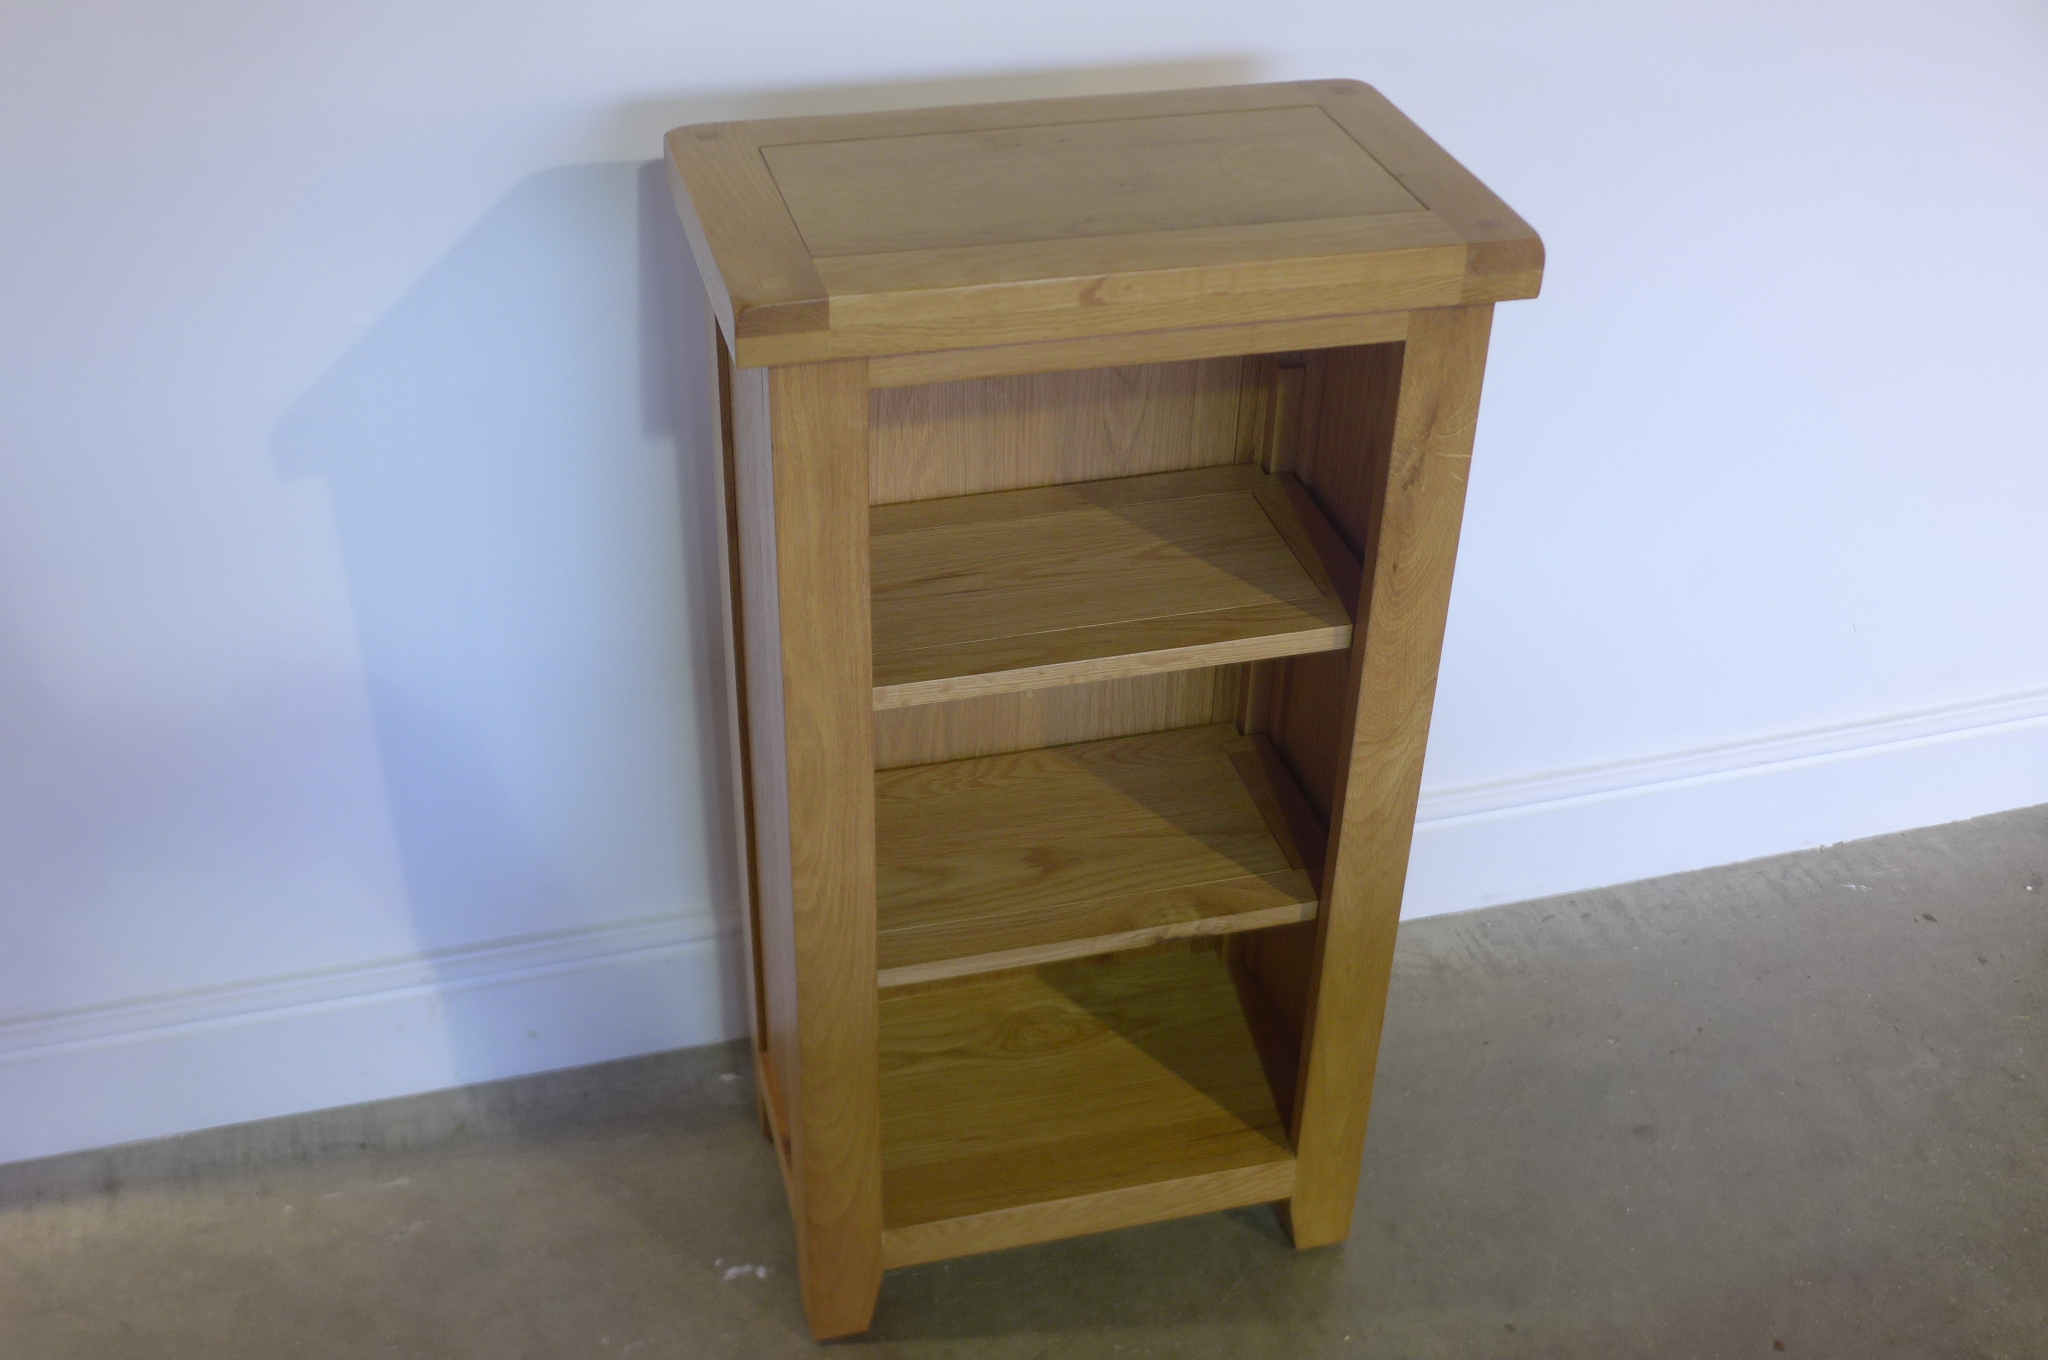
[273,161,740,1080]
[269,58,1264,1085]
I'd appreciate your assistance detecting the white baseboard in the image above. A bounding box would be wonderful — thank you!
[5,687,2045,1166]
[1405,686,2048,914]
[0,914,743,1166]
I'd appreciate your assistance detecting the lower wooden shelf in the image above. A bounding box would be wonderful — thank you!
[875,724,1323,987]
[878,944,1296,1268]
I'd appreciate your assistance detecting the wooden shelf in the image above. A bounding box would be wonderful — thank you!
[870,465,1359,710]
[875,724,1325,988]
[878,944,1296,1267]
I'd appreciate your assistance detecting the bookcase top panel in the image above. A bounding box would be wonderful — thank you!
[667,80,1542,367]
[762,106,1422,257]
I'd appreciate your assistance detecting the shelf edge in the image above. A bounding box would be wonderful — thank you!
[872,615,1350,710]
[877,891,1316,989]
[881,1158,1296,1269]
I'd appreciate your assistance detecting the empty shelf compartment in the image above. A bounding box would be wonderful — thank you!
[876,723,1322,987]
[871,465,1358,709]
[879,944,1296,1267]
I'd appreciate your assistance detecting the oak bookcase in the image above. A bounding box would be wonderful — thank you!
[665,79,1543,1338]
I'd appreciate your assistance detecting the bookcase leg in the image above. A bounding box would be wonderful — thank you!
[1285,305,1497,1249]
[730,355,884,1336]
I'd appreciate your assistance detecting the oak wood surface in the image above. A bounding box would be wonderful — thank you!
[673,79,1538,1321]
[873,668,1241,770]
[706,323,771,1136]
[871,358,1244,504]
[1268,343,1405,819]
[800,230,1462,366]
[728,362,801,1177]
[1285,305,1496,1248]
[665,125,826,349]
[882,1160,1295,1269]
[733,359,885,1338]
[871,466,1356,708]
[666,81,1541,366]
[879,944,1295,1237]
[1305,82,1545,304]
[765,106,1421,256]
[866,312,1407,389]
[874,725,1318,987]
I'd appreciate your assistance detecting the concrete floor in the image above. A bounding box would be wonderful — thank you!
[3,807,2043,1359]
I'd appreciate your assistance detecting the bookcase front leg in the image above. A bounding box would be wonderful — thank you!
[730,356,883,1337]
[1286,305,1496,1248]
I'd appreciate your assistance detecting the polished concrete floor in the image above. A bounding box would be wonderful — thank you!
[4,805,2043,1358]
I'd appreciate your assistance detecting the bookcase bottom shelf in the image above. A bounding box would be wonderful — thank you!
[878,944,1296,1269]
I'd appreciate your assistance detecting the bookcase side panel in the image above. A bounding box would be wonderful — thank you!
[708,321,769,1104]
[728,363,799,1159]
[1284,306,1496,1248]
[732,358,885,1338]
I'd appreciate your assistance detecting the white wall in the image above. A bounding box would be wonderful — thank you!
[3,0,2045,1164]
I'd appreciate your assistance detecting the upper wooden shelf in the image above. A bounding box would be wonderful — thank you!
[667,80,1543,366]
[871,464,1360,710]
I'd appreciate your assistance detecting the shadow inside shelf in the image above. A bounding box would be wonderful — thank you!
[1035,946,1293,1157]
[1072,730,1294,883]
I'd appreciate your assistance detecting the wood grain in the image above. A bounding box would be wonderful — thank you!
[866,312,1407,389]
[667,81,1541,365]
[869,462,1266,532]
[875,601,1348,708]
[664,126,827,350]
[733,358,885,1338]
[873,668,1240,770]
[875,725,1318,986]
[871,466,1355,708]
[882,1160,1295,1268]
[1269,342,1406,820]
[1251,474,1360,607]
[671,80,1539,1313]
[705,322,770,1115]
[765,106,1420,257]
[1286,305,1496,1248]
[1240,736,1328,887]
[1306,81,1545,304]
[870,358,1244,504]
[729,361,802,1175]
[879,945,1295,1235]
[786,234,1463,366]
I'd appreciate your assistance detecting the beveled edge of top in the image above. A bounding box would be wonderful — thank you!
[666,80,1542,368]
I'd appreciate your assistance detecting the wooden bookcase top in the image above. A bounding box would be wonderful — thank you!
[667,80,1542,366]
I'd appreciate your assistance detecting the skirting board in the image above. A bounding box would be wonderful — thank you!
[0,916,743,1167]
[1405,687,2048,916]
[4,687,2045,1166]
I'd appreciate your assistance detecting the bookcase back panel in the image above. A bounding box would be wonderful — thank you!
[873,667,1243,770]
[869,357,1250,504]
